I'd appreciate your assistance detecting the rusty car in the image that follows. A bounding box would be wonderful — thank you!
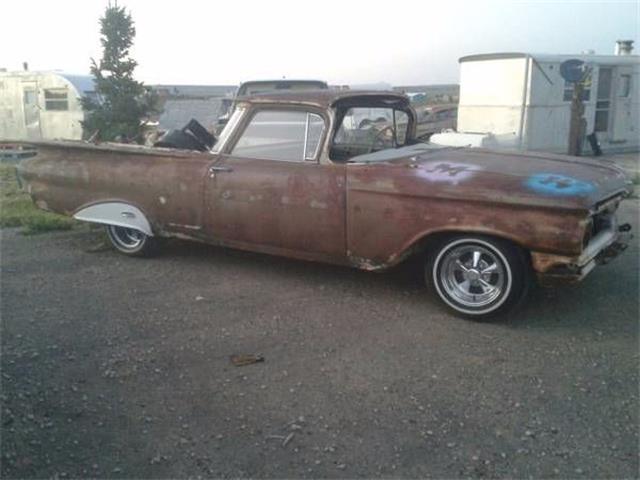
[12,90,634,319]
[414,104,458,140]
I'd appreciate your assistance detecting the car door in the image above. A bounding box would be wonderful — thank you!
[204,107,346,261]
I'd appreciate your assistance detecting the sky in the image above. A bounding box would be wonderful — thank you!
[1,0,638,86]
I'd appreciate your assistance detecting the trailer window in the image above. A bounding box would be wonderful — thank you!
[44,89,69,111]
[23,90,37,106]
[620,74,632,98]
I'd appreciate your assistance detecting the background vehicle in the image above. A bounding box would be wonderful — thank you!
[415,104,458,139]
[216,79,328,132]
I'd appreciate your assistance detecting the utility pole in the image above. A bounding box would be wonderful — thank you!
[568,81,586,156]
[560,59,590,157]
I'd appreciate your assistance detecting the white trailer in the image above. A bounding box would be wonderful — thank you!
[433,44,639,154]
[0,71,94,141]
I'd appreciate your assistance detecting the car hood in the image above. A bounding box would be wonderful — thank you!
[347,145,633,211]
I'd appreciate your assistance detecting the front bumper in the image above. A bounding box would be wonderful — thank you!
[532,223,633,287]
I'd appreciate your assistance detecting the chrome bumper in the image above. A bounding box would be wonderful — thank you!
[532,223,632,286]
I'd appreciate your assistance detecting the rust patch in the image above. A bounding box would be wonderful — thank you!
[530,251,576,273]
[347,254,386,271]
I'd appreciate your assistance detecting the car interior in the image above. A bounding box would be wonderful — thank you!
[330,106,411,162]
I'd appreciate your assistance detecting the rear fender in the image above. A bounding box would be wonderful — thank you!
[73,202,154,236]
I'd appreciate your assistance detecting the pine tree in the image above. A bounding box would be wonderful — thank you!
[82,2,158,142]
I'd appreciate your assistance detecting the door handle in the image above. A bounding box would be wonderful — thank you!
[208,165,233,177]
[209,165,233,173]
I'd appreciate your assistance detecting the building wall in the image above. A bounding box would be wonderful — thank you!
[0,72,84,141]
[526,60,639,153]
[456,55,639,154]
[524,60,576,152]
[457,57,528,141]
[158,98,225,132]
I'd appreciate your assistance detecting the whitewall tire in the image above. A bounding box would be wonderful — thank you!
[105,225,159,257]
[426,235,529,320]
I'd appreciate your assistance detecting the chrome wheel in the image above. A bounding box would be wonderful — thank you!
[432,238,513,315]
[439,244,506,307]
[105,224,159,257]
[107,225,145,251]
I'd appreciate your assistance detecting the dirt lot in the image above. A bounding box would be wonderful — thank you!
[1,199,638,479]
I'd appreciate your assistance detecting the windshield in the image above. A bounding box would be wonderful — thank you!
[330,107,410,162]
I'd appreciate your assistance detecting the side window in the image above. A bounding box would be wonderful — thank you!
[231,110,325,162]
[394,110,409,145]
[23,89,37,106]
[305,114,324,160]
[44,89,69,111]
[619,74,632,98]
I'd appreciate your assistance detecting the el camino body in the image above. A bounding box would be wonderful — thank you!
[12,90,633,318]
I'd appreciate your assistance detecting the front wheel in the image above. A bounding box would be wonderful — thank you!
[426,236,530,320]
[105,225,159,257]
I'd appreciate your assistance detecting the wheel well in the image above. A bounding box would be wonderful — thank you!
[408,230,531,264]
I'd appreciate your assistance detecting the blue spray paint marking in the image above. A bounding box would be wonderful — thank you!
[525,173,595,196]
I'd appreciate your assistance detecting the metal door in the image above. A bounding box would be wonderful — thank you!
[611,66,637,142]
[21,82,41,140]
[204,107,347,261]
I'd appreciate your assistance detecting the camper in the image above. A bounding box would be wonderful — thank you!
[0,70,94,141]
[432,41,639,154]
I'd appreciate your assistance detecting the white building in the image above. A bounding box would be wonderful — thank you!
[0,71,95,141]
[433,42,639,154]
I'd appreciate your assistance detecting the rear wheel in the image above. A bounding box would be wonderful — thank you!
[426,235,529,320]
[105,225,159,257]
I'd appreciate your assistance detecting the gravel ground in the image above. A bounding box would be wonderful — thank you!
[1,199,638,479]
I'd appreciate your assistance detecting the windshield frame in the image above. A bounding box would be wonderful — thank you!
[329,104,415,163]
[211,107,245,154]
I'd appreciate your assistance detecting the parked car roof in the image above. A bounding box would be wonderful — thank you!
[238,90,410,108]
[423,104,458,113]
[239,79,328,88]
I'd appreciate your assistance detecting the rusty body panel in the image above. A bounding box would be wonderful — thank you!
[11,90,634,285]
[345,146,630,267]
[205,156,346,259]
[17,142,212,238]
[17,141,350,266]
